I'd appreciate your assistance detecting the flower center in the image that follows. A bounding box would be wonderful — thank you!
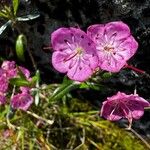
[63,47,83,62]
[76,47,83,55]
[104,46,114,52]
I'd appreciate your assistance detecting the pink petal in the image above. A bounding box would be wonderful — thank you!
[116,36,138,60]
[52,51,71,73]
[101,101,124,121]
[126,97,150,119]
[19,66,30,79]
[0,93,6,105]
[70,27,93,44]
[105,21,131,42]
[0,76,8,93]
[87,24,106,45]
[107,91,126,100]
[67,58,93,82]
[20,87,30,94]
[11,93,33,111]
[51,28,74,51]
[99,53,126,72]
[51,27,91,51]
[82,53,99,70]
[1,61,16,70]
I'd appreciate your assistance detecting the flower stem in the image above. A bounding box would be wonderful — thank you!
[125,64,145,74]
[126,126,150,150]
[125,64,150,78]
[26,111,54,125]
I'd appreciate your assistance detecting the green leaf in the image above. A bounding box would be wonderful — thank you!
[79,82,89,89]
[80,82,103,91]
[13,0,19,16]
[102,72,112,79]
[9,77,30,87]
[0,20,12,35]
[30,76,38,86]
[15,34,27,61]
[17,14,40,21]
[0,11,9,18]
[49,78,80,102]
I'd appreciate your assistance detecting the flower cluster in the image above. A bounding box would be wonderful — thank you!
[0,60,33,111]
[51,21,149,127]
[51,21,138,82]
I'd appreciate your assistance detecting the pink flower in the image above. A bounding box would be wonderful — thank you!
[11,93,33,111]
[51,27,99,81]
[100,92,150,128]
[87,21,138,72]
[1,61,17,78]
[0,92,6,105]
[1,60,16,70]
[0,75,8,93]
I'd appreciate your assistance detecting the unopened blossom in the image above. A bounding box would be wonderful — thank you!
[0,93,6,105]
[87,21,138,72]
[11,93,33,111]
[51,27,99,81]
[100,92,150,128]
[18,66,30,79]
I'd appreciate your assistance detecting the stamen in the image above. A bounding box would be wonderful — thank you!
[63,52,78,62]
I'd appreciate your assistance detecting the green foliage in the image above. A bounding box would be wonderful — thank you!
[9,77,30,87]
[0,93,148,149]
[9,71,38,87]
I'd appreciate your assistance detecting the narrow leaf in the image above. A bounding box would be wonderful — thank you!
[35,70,40,105]
[0,20,11,35]
[13,0,19,16]
[49,81,80,102]
[17,14,40,21]
[9,78,30,87]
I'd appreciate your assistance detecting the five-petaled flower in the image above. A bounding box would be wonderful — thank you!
[51,27,99,82]
[100,91,150,128]
[87,21,138,72]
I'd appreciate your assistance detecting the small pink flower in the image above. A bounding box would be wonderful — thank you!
[1,61,17,78]
[1,60,16,70]
[100,92,150,128]
[87,21,138,72]
[0,92,6,105]
[0,76,8,93]
[51,27,99,81]
[11,93,33,111]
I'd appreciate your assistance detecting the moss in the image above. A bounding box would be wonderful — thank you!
[0,97,148,150]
